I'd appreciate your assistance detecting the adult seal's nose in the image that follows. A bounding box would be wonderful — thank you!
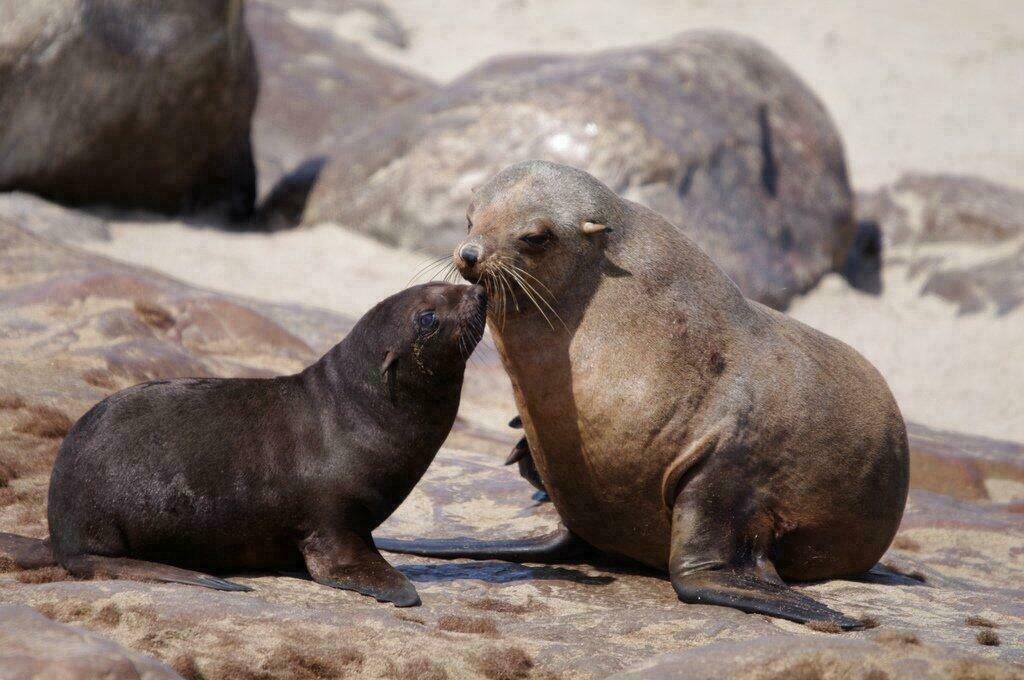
[460,244,481,266]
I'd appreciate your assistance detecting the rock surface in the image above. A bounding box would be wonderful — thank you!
[0,219,1021,677]
[0,604,178,679]
[247,0,433,205]
[303,30,858,309]
[0,0,258,218]
[860,174,1024,315]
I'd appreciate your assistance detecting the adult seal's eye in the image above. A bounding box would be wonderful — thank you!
[520,232,552,247]
[417,311,438,330]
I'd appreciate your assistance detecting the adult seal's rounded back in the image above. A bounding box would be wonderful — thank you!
[0,283,486,607]
[377,161,908,627]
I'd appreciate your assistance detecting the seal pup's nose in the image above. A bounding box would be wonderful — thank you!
[460,244,481,266]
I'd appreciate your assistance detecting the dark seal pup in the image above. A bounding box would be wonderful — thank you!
[0,282,486,607]
[377,161,909,627]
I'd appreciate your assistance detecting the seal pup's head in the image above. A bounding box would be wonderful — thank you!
[351,282,487,390]
[453,160,620,325]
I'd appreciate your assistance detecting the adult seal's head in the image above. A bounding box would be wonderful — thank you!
[380,161,908,629]
[0,282,486,608]
[455,161,623,318]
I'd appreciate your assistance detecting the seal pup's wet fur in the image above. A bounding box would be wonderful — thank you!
[1,283,485,607]
[377,161,909,627]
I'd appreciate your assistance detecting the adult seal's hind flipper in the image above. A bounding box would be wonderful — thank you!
[671,567,863,629]
[375,524,588,564]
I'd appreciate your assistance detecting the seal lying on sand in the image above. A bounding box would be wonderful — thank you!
[0,283,486,607]
[377,161,908,626]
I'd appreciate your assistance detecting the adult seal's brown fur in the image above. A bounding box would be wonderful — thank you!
[377,161,909,627]
[0,283,486,607]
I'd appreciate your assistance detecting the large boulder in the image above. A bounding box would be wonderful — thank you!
[860,174,1024,315]
[247,0,433,205]
[303,31,858,309]
[0,0,258,218]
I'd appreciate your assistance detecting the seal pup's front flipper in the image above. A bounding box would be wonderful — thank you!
[303,530,420,607]
[375,523,587,564]
[62,555,252,592]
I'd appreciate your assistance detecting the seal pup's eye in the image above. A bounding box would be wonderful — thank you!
[417,311,439,331]
[520,231,553,248]
[466,217,473,232]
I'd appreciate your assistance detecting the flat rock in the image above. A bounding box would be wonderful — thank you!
[0,604,178,680]
[0,0,258,218]
[303,30,860,309]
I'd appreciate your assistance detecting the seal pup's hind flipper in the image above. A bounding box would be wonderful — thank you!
[0,533,56,569]
[303,530,420,607]
[62,555,252,591]
[671,567,862,629]
[374,523,587,564]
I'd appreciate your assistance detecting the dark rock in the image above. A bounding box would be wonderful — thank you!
[0,0,258,219]
[303,30,856,309]
[840,220,883,294]
[247,1,433,202]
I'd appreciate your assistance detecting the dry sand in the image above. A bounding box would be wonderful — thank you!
[82,1,1024,442]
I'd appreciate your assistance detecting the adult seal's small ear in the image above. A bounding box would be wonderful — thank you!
[581,221,613,235]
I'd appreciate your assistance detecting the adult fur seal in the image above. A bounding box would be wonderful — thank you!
[0,283,486,607]
[377,161,909,627]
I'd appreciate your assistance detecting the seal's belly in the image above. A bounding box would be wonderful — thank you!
[521,369,684,571]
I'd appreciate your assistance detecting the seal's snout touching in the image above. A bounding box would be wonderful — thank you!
[460,244,481,266]
[454,242,485,282]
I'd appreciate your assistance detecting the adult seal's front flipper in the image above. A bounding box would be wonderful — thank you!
[671,567,863,629]
[374,523,588,564]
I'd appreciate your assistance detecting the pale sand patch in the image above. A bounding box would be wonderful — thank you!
[789,256,1024,443]
[83,221,439,319]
